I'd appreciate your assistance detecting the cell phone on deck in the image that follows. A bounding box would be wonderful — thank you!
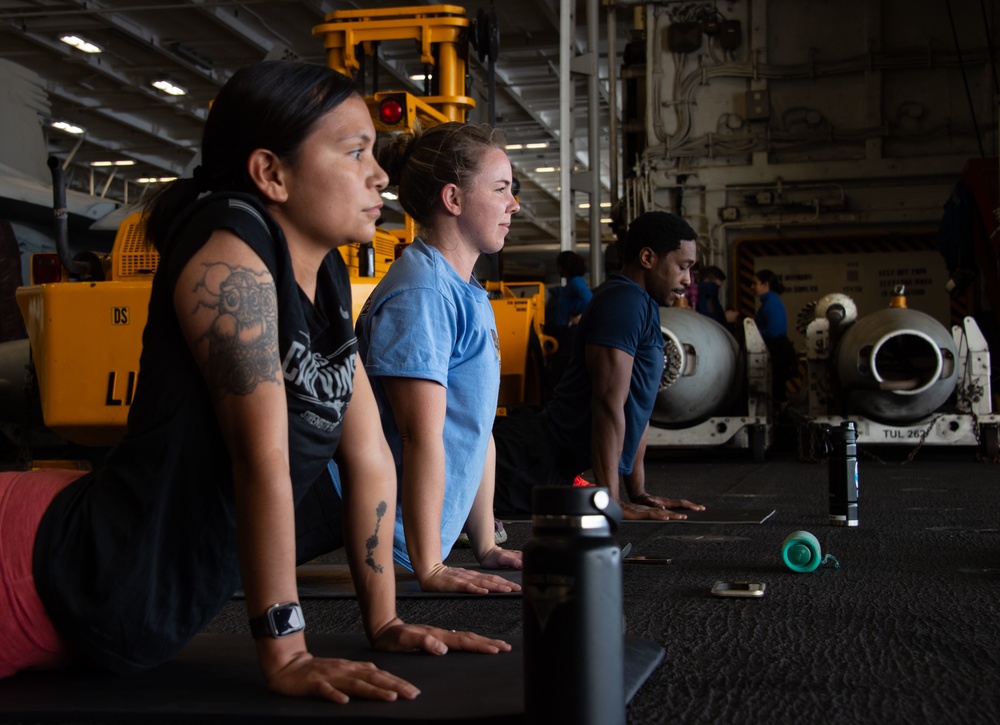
[711,581,766,598]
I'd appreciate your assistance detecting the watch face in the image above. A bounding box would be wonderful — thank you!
[269,605,304,636]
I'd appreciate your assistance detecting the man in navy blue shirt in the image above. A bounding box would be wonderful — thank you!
[493,211,704,520]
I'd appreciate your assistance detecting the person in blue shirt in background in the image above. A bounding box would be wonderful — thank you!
[553,251,593,327]
[544,250,593,391]
[751,268,798,405]
[695,265,728,326]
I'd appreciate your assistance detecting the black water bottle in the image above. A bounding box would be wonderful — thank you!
[829,421,859,526]
[523,486,625,725]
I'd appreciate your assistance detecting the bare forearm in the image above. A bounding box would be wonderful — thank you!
[340,459,398,641]
[590,401,626,501]
[622,426,649,501]
[231,451,308,670]
[467,436,498,562]
[400,439,447,579]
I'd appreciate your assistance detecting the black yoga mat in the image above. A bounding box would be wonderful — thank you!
[236,565,523,600]
[0,634,663,724]
[502,508,776,525]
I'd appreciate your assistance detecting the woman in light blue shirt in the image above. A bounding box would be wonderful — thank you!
[355,123,523,593]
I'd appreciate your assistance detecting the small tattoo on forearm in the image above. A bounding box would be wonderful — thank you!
[365,501,388,573]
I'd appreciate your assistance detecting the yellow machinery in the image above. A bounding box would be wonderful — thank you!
[15,213,154,446]
[315,4,554,409]
[13,4,552,449]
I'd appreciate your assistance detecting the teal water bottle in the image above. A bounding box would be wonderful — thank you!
[781,531,823,573]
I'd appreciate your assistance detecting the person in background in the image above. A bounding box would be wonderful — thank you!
[351,122,523,594]
[0,61,508,700]
[553,250,592,328]
[751,268,798,405]
[493,211,705,520]
[696,265,728,326]
[545,250,593,390]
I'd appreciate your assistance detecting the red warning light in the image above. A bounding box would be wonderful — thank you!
[32,253,62,283]
[378,98,405,126]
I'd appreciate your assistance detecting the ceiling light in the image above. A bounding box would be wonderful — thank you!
[51,121,84,134]
[526,142,548,149]
[91,160,135,167]
[409,73,428,81]
[535,166,557,173]
[578,202,590,209]
[152,80,187,96]
[381,190,398,200]
[137,176,177,183]
[600,202,611,208]
[60,34,102,53]
[600,218,613,223]
[505,144,523,151]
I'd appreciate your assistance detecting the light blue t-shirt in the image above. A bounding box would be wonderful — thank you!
[354,238,501,570]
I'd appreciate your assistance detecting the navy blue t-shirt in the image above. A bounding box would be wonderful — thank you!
[545,274,664,475]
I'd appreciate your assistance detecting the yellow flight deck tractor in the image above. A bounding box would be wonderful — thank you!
[10,4,552,456]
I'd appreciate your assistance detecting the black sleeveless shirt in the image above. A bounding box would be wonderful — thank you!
[33,193,357,674]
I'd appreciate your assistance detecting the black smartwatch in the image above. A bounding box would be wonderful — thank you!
[249,602,305,639]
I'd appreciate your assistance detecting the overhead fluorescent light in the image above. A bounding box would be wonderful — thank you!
[526,142,548,149]
[505,144,523,151]
[600,217,613,223]
[51,120,84,134]
[60,34,102,53]
[152,80,187,96]
[534,166,557,173]
[409,73,428,81]
[91,160,136,167]
[137,176,177,183]
[381,190,398,200]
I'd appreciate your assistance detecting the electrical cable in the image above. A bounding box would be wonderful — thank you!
[946,0,986,157]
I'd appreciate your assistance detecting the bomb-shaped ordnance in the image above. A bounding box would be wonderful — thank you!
[652,307,742,427]
[833,304,958,423]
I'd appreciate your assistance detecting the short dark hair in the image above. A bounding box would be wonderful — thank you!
[756,268,785,295]
[702,265,726,282]
[622,211,696,264]
[556,250,587,277]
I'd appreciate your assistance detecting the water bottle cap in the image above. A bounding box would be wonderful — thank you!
[785,543,813,568]
[781,530,822,573]
[530,486,622,531]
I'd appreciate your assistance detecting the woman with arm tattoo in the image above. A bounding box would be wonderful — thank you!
[0,60,508,701]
